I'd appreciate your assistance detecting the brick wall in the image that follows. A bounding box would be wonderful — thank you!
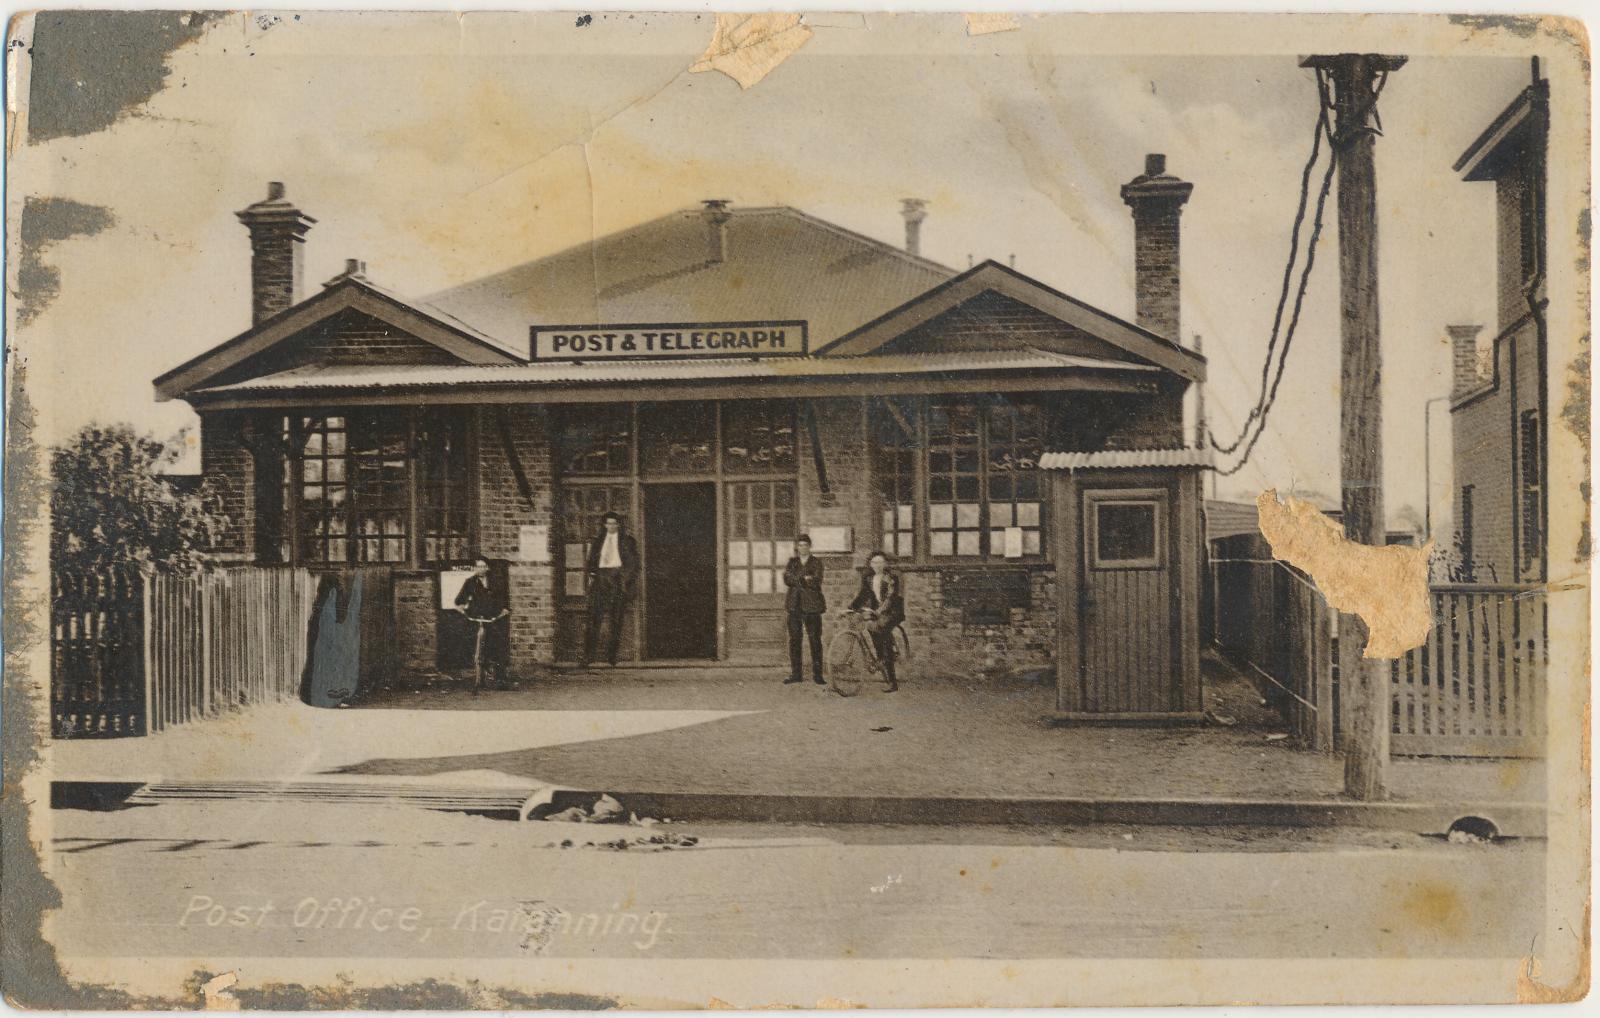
[243,225,306,326]
[1496,162,1530,334]
[213,309,457,386]
[1130,202,1183,343]
[1450,320,1540,582]
[394,573,438,674]
[199,410,258,560]
[475,404,557,672]
[902,568,1056,677]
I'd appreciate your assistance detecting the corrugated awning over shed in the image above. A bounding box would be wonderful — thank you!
[1039,448,1214,470]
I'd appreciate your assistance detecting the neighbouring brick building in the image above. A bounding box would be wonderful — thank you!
[1447,66,1548,585]
[157,154,1210,720]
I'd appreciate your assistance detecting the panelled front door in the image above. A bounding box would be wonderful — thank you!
[1079,488,1174,713]
[643,483,718,659]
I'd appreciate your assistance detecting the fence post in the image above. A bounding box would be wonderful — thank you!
[140,570,155,734]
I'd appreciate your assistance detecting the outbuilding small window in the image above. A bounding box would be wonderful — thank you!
[1090,498,1162,570]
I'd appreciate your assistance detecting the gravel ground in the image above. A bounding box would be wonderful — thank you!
[345,656,1544,804]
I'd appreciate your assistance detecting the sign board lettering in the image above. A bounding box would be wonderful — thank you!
[531,321,808,361]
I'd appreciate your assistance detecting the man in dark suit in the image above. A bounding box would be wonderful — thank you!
[454,557,510,692]
[849,550,906,692]
[782,534,826,684]
[581,511,639,667]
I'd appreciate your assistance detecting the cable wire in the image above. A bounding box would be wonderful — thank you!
[1211,71,1330,456]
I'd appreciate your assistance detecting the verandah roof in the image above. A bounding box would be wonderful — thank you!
[187,348,1161,408]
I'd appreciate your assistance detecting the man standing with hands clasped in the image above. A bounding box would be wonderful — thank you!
[782,534,826,684]
[581,511,639,668]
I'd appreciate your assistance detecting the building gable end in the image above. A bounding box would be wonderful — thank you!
[817,261,1204,383]
[154,281,521,401]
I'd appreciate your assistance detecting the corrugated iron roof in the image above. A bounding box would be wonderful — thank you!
[1204,499,1262,541]
[1038,448,1214,470]
[423,207,956,352]
[194,348,1156,395]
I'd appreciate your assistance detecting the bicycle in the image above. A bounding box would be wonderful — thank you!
[458,607,510,695]
[826,609,911,697]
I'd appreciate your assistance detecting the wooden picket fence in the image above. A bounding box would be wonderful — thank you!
[1211,537,1548,759]
[1389,585,1547,758]
[52,565,320,737]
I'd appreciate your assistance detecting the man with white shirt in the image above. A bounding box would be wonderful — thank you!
[581,511,639,667]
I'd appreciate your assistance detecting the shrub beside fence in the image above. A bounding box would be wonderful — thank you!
[52,566,319,737]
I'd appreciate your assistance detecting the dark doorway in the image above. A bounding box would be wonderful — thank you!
[644,483,718,659]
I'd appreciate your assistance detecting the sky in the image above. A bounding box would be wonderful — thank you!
[10,12,1538,530]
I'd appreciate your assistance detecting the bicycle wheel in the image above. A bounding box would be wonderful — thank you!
[827,630,866,697]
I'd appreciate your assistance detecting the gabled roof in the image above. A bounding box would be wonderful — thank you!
[1454,79,1548,182]
[424,206,955,353]
[816,260,1205,383]
[154,277,523,401]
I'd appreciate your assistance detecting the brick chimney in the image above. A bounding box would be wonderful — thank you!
[1120,154,1193,343]
[1448,324,1485,397]
[702,199,732,263]
[236,182,315,326]
[900,198,928,257]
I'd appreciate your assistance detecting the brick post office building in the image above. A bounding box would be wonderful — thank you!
[157,156,1210,719]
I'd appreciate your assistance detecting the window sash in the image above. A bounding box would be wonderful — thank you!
[882,397,1049,564]
[276,409,471,567]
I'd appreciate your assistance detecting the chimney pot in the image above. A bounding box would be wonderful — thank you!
[899,198,928,257]
[702,199,732,262]
[346,258,363,275]
[1121,155,1193,343]
[237,183,315,326]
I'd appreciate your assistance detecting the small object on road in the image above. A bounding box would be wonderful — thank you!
[546,805,589,823]
[1205,710,1238,727]
[1120,833,1134,841]
[588,794,625,823]
[870,726,893,733]
[1265,733,1289,742]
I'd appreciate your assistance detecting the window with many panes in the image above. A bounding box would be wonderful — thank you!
[723,400,795,474]
[560,485,632,598]
[418,412,472,563]
[347,410,412,563]
[985,402,1045,557]
[726,481,797,595]
[919,397,1048,561]
[1519,409,1542,576]
[871,398,917,558]
[559,404,632,475]
[641,402,715,474]
[297,416,351,563]
[927,401,984,557]
[272,409,471,566]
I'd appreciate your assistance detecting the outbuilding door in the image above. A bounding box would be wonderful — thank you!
[1079,488,1175,713]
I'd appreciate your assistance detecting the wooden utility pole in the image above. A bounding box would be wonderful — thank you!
[1300,53,1405,801]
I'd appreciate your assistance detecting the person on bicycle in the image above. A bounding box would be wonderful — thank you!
[849,550,905,692]
[782,534,827,684]
[454,557,509,690]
